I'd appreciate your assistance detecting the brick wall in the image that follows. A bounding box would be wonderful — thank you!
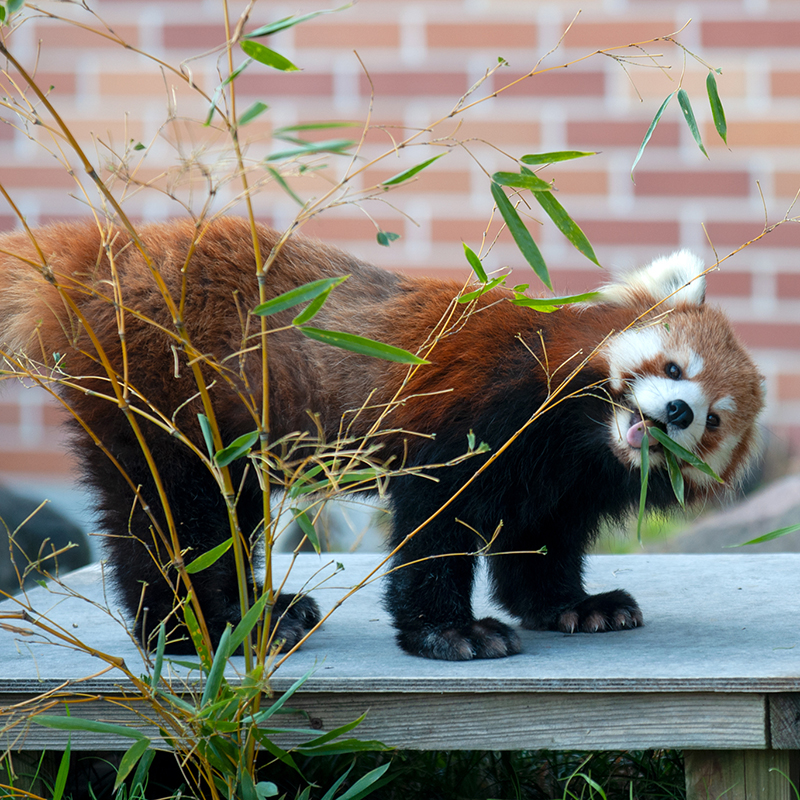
[0,0,799,485]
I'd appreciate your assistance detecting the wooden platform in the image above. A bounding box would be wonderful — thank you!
[2,553,800,799]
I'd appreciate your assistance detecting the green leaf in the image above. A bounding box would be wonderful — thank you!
[292,289,333,325]
[274,121,360,135]
[637,433,650,543]
[133,142,146,151]
[198,413,215,459]
[266,138,354,162]
[333,763,392,800]
[253,276,349,317]
[376,231,401,247]
[491,171,553,192]
[7,0,25,14]
[184,603,213,670]
[291,508,321,553]
[238,101,269,127]
[463,243,487,282]
[457,276,505,303]
[150,622,166,689]
[490,181,552,291]
[214,430,259,467]
[631,92,675,179]
[256,782,279,799]
[35,715,147,741]
[734,523,800,547]
[677,88,708,158]
[532,191,600,266]
[382,154,445,186]
[649,427,724,483]
[240,40,299,72]
[205,58,253,126]
[521,150,596,165]
[131,748,155,793]
[201,625,232,705]
[228,591,271,655]
[52,739,71,800]
[0,7,6,24]
[664,449,685,508]
[114,738,152,791]
[511,291,600,309]
[251,665,316,723]
[245,6,349,39]
[299,326,429,364]
[185,538,233,574]
[267,167,304,206]
[706,71,727,145]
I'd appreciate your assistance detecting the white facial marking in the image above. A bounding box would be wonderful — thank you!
[715,395,737,413]
[685,349,704,379]
[606,327,664,391]
[629,375,708,449]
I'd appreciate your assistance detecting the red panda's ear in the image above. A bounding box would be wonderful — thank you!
[601,250,707,309]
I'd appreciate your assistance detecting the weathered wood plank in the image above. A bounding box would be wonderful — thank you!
[771,694,800,749]
[685,750,800,800]
[0,692,767,752]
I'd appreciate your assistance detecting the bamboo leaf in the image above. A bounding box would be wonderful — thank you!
[299,326,429,364]
[52,739,71,800]
[150,622,166,689]
[267,167,304,206]
[114,738,151,791]
[228,591,271,655]
[734,523,800,547]
[291,508,321,553]
[205,59,253,126]
[376,231,401,247]
[677,88,708,158]
[664,449,685,508]
[637,434,650,543]
[245,5,350,39]
[492,171,553,192]
[533,191,600,266]
[521,150,596,165]
[706,71,728,145]
[198,413,215,459]
[649,427,724,483]
[334,763,392,800]
[511,291,600,309]
[214,430,260,467]
[240,40,299,72]
[35,715,147,741]
[382,154,445,186]
[238,101,269,127]
[184,603,213,670]
[266,138,354,162]
[201,625,232,705]
[490,181,552,291]
[457,276,505,303]
[463,243,487,282]
[631,92,675,179]
[186,538,233,574]
[253,276,349,317]
[274,121,360,135]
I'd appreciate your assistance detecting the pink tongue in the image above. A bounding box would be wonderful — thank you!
[626,419,650,449]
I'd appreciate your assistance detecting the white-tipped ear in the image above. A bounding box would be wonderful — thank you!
[603,250,707,308]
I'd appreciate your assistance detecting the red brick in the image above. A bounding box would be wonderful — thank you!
[579,220,680,246]
[550,267,605,294]
[734,322,800,350]
[702,20,800,48]
[777,274,800,298]
[538,170,608,195]
[163,24,226,50]
[705,271,753,298]
[0,71,76,96]
[236,71,334,97]
[296,22,399,49]
[0,167,78,190]
[426,22,536,49]
[777,374,800,401]
[32,22,139,50]
[771,71,800,97]
[704,221,800,249]
[432,217,515,245]
[0,450,74,476]
[567,120,680,148]
[563,20,676,50]
[774,172,800,198]
[633,170,751,197]
[368,168,472,194]
[0,119,13,140]
[359,72,470,97]
[497,69,605,97]
[302,215,396,242]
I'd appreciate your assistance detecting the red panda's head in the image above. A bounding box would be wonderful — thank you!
[601,251,764,495]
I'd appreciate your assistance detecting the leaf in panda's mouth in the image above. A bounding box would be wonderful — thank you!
[649,427,724,484]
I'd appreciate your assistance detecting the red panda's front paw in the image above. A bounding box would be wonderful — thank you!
[397,617,523,660]
[555,590,643,633]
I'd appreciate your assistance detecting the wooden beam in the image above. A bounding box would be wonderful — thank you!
[685,750,800,800]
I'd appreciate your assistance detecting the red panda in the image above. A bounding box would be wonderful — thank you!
[0,217,763,660]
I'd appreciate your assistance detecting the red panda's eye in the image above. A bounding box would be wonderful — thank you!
[706,413,721,428]
[665,362,682,380]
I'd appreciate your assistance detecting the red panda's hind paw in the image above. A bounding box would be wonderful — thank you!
[398,617,523,660]
[269,594,322,651]
[553,590,643,634]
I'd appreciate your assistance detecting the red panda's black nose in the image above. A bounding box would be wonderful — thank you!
[667,399,694,429]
